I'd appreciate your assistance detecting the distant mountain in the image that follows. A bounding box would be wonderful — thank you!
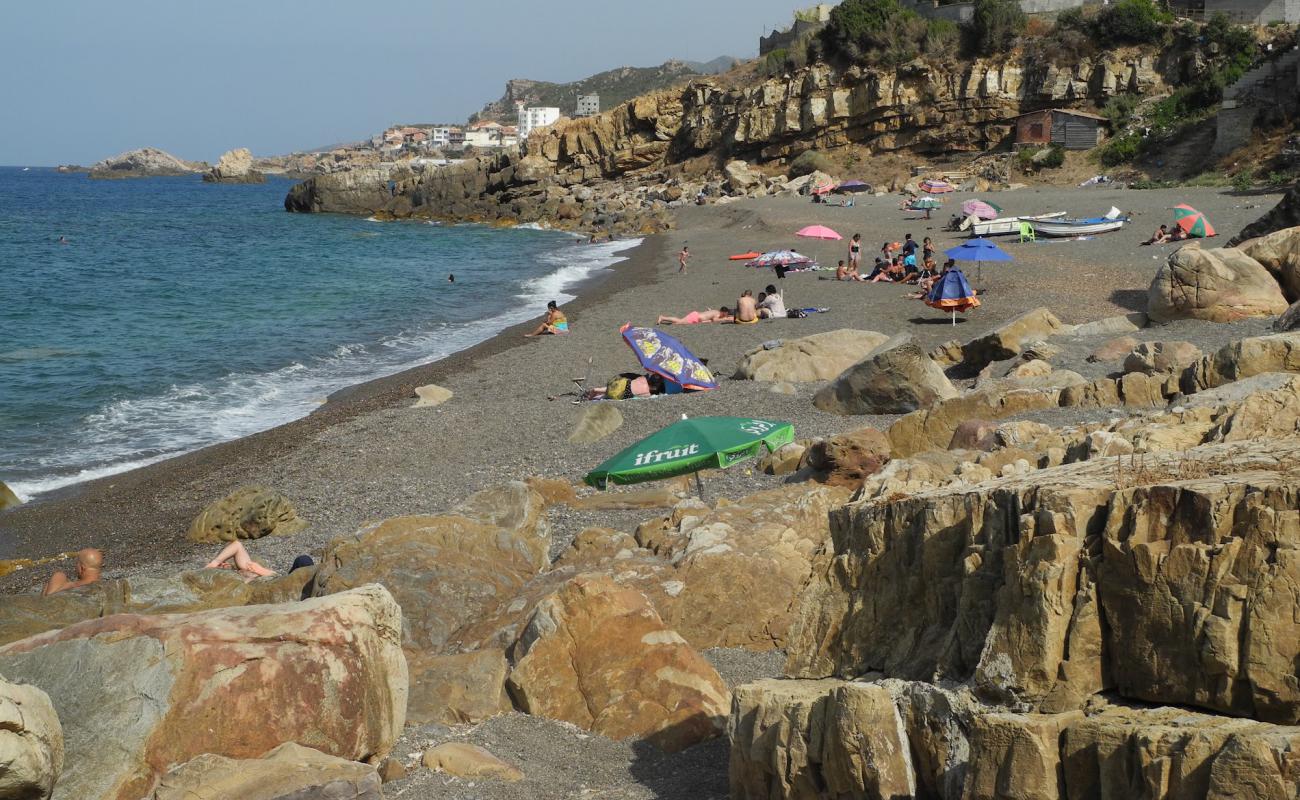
[473,57,740,123]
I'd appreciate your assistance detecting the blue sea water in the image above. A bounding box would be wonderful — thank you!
[0,167,636,499]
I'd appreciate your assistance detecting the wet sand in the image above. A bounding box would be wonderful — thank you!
[0,185,1280,590]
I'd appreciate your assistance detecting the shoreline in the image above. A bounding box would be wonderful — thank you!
[1,186,1280,591]
[0,228,666,567]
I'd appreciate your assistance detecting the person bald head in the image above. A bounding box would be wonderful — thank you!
[76,548,103,576]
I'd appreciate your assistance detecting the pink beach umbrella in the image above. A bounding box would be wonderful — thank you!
[960,200,1000,220]
[795,225,843,241]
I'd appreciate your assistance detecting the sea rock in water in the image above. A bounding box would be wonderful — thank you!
[1237,226,1300,302]
[284,168,395,214]
[812,334,957,415]
[186,486,307,543]
[412,383,453,408]
[152,742,381,800]
[569,403,623,444]
[733,329,890,383]
[1123,340,1202,375]
[422,743,523,782]
[506,574,729,752]
[0,481,20,511]
[202,148,266,184]
[1147,244,1288,323]
[0,586,407,800]
[88,147,201,179]
[0,674,63,800]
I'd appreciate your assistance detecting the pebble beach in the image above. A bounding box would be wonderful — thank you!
[0,184,1281,587]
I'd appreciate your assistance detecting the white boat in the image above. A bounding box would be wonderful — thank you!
[967,212,1066,237]
[1024,213,1128,238]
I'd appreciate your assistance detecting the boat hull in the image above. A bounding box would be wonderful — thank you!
[970,213,1066,237]
[1030,218,1127,237]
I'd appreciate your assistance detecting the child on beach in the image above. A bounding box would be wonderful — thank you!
[678,245,690,274]
[524,301,569,337]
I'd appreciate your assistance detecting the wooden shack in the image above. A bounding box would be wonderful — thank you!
[1015,109,1105,150]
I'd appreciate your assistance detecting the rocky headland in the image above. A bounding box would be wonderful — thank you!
[87,147,206,180]
[202,147,265,184]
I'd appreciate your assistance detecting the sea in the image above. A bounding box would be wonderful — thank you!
[0,167,638,501]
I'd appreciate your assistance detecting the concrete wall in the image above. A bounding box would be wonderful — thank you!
[904,0,1086,21]
[760,20,825,56]
[1202,0,1300,23]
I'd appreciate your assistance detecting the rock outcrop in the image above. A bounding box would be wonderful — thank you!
[813,334,957,415]
[284,167,397,214]
[1231,186,1300,245]
[0,675,63,800]
[185,486,307,543]
[152,743,381,800]
[0,481,20,511]
[88,148,202,180]
[202,148,266,184]
[507,575,730,752]
[0,586,406,800]
[1238,226,1300,302]
[1147,244,1289,323]
[734,330,890,383]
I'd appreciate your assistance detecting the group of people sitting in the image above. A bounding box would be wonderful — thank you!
[835,232,940,285]
[41,542,314,597]
[1140,224,1191,246]
[657,284,788,325]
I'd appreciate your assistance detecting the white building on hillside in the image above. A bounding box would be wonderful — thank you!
[517,105,561,138]
[575,94,600,118]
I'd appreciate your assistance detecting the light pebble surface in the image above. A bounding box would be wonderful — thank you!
[0,186,1283,590]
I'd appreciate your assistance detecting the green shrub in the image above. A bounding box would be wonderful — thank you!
[1231,171,1254,191]
[820,0,935,65]
[1094,0,1171,47]
[924,18,960,57]
[1018,144,1066,171]
[1097,132,1142,166]
[789,150,836,177]
[968,0,1028,55]
[1103,94,1140,130]
[1268,170,1296,188]
[1040,144,1066,168]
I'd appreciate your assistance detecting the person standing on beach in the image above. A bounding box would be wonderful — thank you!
[848,234,862,271]
[678,245,690,274]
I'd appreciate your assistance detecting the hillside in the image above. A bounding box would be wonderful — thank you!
[472,57,737,123]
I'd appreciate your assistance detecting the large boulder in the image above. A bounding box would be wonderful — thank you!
[0,481,20,511]
[733,330,890,383]
[152,743,381,800]
[803,427,891,487]
[812,334,957,415]
[935,308,1064,373]
[0,586,407,800]
[1275,299,1300,331]
[1147,244,1288,323]
[405,649,510,726]
[1237,226,1300,301]
[202,148,265,184]
[186,486,307,543]
[284,168,395,214]
[507,575,729,752]
[0,675,63,800]
[1231,186,1300,245]
[724,160,762,193]
[1181,332,1300,392]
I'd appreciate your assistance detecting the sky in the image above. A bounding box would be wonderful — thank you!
[0,0,808,166]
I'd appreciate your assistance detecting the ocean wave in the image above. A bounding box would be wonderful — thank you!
[8,237,643,501]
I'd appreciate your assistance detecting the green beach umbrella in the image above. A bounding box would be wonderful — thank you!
[584,416,794,489]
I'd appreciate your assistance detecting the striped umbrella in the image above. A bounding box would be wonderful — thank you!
[919,178,954,194]
[1173,204,1215,238]
[909,197,943,210]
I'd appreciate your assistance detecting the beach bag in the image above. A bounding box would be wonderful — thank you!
[605,372,643,401]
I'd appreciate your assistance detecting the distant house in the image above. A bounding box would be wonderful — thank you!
[1014,109,1106,150]
[575,94,600,118]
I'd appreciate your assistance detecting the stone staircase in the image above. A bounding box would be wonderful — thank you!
[1213,45,1300,157]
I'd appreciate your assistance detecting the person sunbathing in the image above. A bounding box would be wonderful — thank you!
[1142,224,1170,245]
[42,548,103,596]
[205,541,277,580]
[657,307,733,325]
[835,259,863,281]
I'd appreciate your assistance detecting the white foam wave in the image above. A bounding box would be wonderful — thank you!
[9,237,644,501]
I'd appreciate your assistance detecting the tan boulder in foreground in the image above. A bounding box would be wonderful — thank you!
[0,586,407,800]
[186,486,307,543]
[1147,244,1288,323]
[0,481,20,511]
[507,575,729,752]
[0,674,63,800]
[813,334,956,415]
[934,307,1063,372]
[1238,225,1300,301]
[733,329,889,383]
[152,743,381,800]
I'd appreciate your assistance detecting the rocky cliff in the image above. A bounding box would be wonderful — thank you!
[284,47,1186,229]
[88,147,205,180]
[202,148,265,184]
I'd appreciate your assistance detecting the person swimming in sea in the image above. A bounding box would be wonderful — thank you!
[524,300,569,337]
